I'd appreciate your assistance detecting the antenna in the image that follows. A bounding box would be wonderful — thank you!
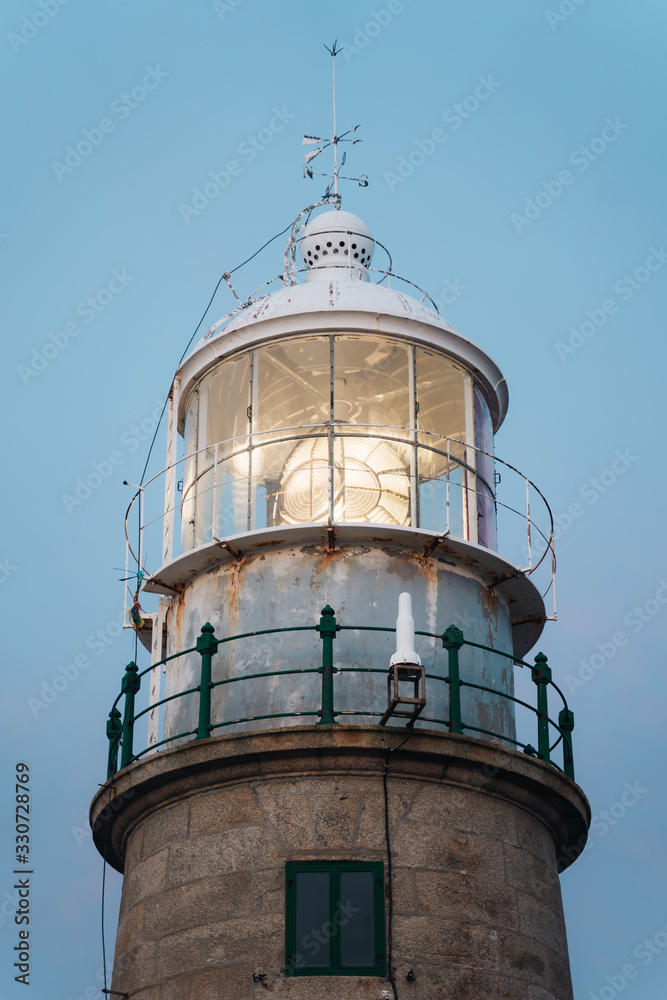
[302,41,369,198]
[329,39,338,197]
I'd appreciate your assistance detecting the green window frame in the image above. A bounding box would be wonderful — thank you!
[284,861,386,977]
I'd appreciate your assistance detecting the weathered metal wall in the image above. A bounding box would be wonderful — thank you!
[162,539,516,742]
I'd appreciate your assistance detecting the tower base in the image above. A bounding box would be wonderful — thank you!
[90,726,589,1000]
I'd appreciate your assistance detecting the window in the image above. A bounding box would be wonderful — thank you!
[285,861,385,977]
[180,335,487,548]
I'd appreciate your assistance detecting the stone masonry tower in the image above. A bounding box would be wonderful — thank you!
[90,189,590,999]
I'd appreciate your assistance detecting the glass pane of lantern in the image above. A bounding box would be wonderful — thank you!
[199,353,251,457]
[192,441,214,547]
[416,348,468,450]
[215,455,254,536]
[474,385,496,549]
[252,437,330,527]
[333,437,411,525]
[339,870,375,967]
[333,337,410,435]
[183,387,200,457]
[181,355,252,548]
[256,337,329,440]
[180,388,200,552]
[416,350,469,527]
[419,464,465,537]
[295,871,330,968]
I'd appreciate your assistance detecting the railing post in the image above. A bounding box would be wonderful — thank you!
[531,653,552,763]
[442,625,464,735]
[106,707,122,779]
[120,663,140,770]
[526,478,533,570]
[196,623,218,740]
[559,708,575,780]
[316,605,338,725]
[212,443,219,539]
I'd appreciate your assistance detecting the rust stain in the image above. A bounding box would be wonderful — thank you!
[223,558,246,637]
[249,299,272,322]
[216,539,242,561]
[310,544,347,578]
[148,576,183,595]
[422,536,441,560]
[175,592,186,644]
[410,551,439,591]
[319,547,345,566]
[481,585,501,624]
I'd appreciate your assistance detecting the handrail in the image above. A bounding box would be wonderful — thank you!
[200,208,434,341]
[123,423,556,613]
[105,608,575,782]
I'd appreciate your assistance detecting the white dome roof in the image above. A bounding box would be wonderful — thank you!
[222,278,447,337]
[180,277,509,433]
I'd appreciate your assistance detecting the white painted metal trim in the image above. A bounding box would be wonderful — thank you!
[162,376,180,565]
[175,305,509,435]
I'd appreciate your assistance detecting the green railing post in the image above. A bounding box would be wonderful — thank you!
[106,707,122,779]
[531,652,552,763]
[442,625,464,735]
[316,605,338,725]
[120,663,140,770]
[559,708,575,780]
[196,623,218,740]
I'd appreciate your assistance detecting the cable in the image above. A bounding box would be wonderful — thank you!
[103,217,298,987]
[138,273,225,487]
[137,219,295,489]
[228,220,294,275]
[383,729,413,999]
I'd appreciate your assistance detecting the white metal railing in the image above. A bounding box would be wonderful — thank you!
[203,220,440,346]
[123,425,556,621]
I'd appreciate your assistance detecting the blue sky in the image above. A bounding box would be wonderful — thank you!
[2,1,666,997]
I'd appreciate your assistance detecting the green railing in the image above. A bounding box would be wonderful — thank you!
[106,605,576,781]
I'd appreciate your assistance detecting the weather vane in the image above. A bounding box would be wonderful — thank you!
[302,41,369,198]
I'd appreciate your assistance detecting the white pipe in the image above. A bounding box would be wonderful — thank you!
[390,592,421,666]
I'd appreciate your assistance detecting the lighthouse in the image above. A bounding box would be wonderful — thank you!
[90,65,589,1000]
